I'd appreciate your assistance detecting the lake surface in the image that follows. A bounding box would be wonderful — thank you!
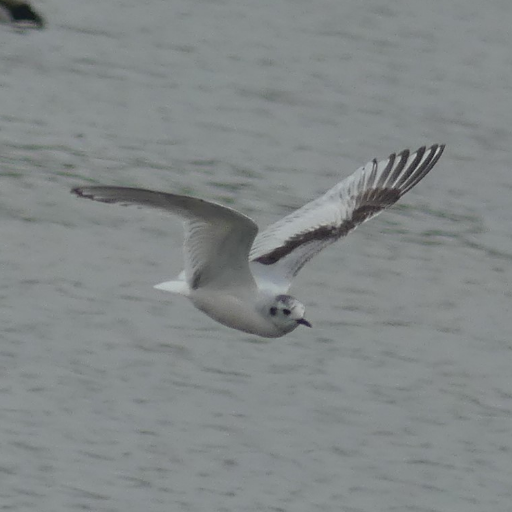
[1,0,512,510]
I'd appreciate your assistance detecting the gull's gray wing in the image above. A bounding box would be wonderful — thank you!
[72,187,259,292]
[250,144,445,292]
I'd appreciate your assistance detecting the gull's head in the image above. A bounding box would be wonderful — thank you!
[265,294,312,334]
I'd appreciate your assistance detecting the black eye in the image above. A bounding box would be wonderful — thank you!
[283,309,291,316]
[269,307,277,316]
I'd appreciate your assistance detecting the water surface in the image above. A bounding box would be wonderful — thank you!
[1,1,512,511]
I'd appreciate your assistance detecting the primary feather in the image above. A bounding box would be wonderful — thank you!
[72,187,259,291]
[250,144,445,290]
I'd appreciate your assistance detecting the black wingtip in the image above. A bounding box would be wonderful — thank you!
[71,187,85,197]
[71,187,96,201]
[398,143,445,157]
[428,143,445,154]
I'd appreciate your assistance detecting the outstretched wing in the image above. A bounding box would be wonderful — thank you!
[250,144,445,291]
[72,187,259,292]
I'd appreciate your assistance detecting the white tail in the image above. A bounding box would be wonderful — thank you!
[154,280,190,296]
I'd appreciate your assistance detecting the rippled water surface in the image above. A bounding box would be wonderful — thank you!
[1,1,512,511]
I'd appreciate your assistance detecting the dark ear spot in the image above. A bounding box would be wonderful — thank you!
[269,307,277,316]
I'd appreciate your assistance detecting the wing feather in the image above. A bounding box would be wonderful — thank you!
[250,144,445,291]
[72,187,259,292]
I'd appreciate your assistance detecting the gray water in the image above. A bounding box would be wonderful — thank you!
[1,0,512,510]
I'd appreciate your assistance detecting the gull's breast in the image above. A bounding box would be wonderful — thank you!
[190,291,282,338]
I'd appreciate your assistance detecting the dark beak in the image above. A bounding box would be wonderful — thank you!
[297,318,312,328]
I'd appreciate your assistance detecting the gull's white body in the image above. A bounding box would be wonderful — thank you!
[154,277,285,337]
[72,144,445,337]
[191,290,287,338]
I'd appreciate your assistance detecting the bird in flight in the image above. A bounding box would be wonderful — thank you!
[72,143,445,338]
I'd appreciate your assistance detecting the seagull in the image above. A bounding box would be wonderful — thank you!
[72,143,445,338]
